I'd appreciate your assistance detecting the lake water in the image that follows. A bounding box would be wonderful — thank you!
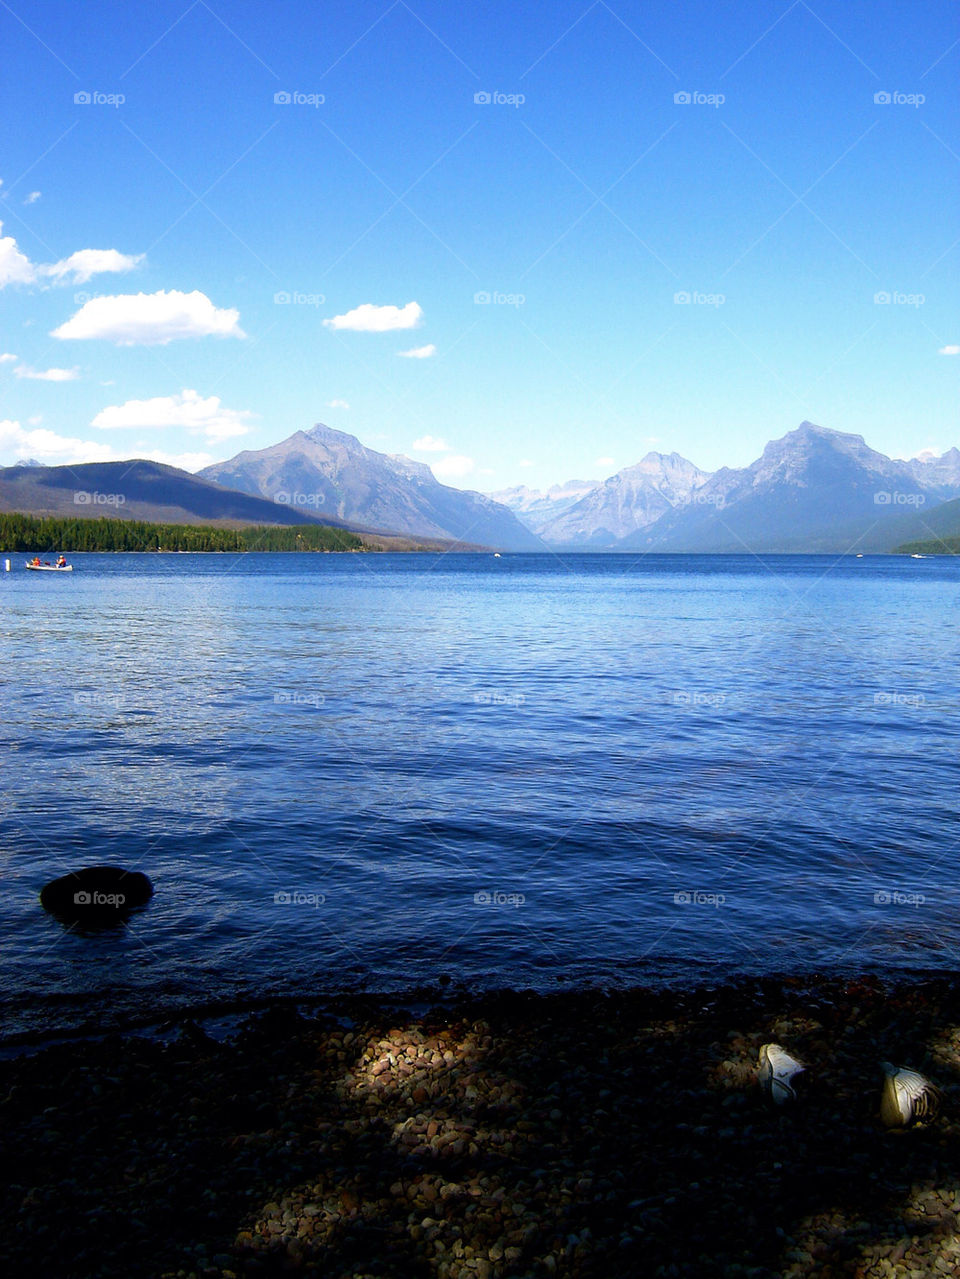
[1,551,958,1040]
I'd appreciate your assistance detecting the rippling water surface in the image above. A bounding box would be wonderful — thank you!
[1,551,958,1037]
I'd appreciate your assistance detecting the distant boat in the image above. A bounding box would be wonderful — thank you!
[25,563,73,572]
[910,553,925,559]
[493,552,501,558]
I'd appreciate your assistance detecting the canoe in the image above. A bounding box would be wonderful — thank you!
[25,563,73,571]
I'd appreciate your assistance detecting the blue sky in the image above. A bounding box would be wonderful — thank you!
[1,0,957,491]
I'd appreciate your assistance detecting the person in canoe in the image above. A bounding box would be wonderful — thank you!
[56,555,67,567]
[32,556,40,567]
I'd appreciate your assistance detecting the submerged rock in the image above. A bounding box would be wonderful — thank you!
[39,866,153,926]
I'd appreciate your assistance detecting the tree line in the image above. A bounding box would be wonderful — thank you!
[0,513,365,553]
[895,537,960,555]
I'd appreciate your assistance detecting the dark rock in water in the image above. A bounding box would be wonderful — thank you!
[39,866,153,926]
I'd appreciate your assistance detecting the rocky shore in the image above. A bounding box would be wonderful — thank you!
[3,975,960,1279]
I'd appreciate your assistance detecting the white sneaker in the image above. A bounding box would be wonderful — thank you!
[879,1063,940,1128]
[758,1043,804,1105]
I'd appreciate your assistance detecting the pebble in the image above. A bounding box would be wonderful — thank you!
[4,979,960,1278]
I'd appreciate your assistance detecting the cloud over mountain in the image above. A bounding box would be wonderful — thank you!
[92,389,254,441]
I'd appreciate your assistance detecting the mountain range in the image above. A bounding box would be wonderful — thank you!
[4,421,960,553]
[492,423,960,552]
[487,480,596,529]
[199,424,541,550]
[0,459,352,529]
[524,453,710,546]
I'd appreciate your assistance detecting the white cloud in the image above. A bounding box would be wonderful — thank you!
[43,248,143,284]
[23,191,41,205]
[14,365,80,382]
[0,221,142,288]
[138,447,217,472]
[27,414,42,425]
[0,419,116,465]
[0,352,17,363]
[398,343,436,358]
[324,300,422,332]
[52,290,245,345]
[0,418,217,471]
[92,389,254,441]
[431,454,475,481]
[939,345,960,355]
[327,398,350,409]
[412,434,450,452]
[0,224,36,286]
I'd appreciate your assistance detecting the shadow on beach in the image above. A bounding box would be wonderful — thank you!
[2,977,960,1278]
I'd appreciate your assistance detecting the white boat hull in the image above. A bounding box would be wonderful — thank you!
[25,564,73,572]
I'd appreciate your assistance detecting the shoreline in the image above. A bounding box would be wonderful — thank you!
[0,966,957,1054]
[4,973,960,1278]
[3,966,957,1059]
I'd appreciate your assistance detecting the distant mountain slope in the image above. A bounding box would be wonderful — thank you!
[199,424,542,550]
[906,447,960,492]
[626,423,960,553]
[896,535,960,554]
[489,480,598,533]
[891,496,960,551]
[539,452,710,546]
[0,460,359,529]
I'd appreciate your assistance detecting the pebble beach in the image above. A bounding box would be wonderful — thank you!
[3,975,960,1279]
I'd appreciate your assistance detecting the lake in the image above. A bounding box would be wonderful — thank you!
[1,551,957,1040]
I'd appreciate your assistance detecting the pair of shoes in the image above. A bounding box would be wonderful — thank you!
[757,1043,941,1128]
